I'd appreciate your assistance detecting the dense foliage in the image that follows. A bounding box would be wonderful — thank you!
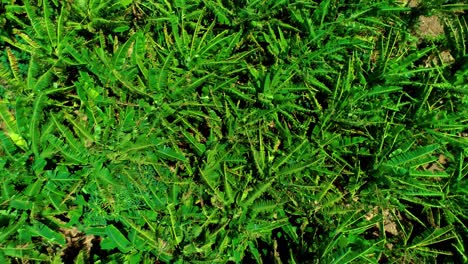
[0,0,467,263]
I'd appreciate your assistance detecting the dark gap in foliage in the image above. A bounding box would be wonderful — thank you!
[93,238,119,262]
[65,65,88,87]
[402,201,431,236]
[61,236,83,263]
[274,228,295,262]
[32,236,61,258]
[43,157,60,171]
[164,113,176,125]
[75,28,97,45]
[357,154,375,175]
[54,213,71,224]
[13,181,28,193]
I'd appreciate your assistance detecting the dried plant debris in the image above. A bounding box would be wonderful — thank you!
[59,227,96,263]
[418,16,445,38]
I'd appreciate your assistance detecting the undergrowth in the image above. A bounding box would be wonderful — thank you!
[0,0,467,263]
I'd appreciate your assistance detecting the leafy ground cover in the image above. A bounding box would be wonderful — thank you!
[0,0,467,263]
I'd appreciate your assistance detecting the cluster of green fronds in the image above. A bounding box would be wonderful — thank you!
[0,0,467,263]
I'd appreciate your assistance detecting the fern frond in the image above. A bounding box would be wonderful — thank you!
[51,112,85,154]
[24,1,47,52]
[385,144,440,167]
[167,203,183,246]
[33,68,53,93]
[240,178,275,208]
[26,55,40,90]
[271,140,308,172]
[245,218,288,235]
[365,85,402,97]
[0,131,18,156]
[15,30,41,50]
[43,0,57,47]
[408,226,455,249]
[247,128,266,178]
[6,47,21,81]
[63,112,95,146]
[112,32,138,71]
[0,63,12,84]
[31,93,46,157]
[182,130,206,156]
[204,0,232,25]
[148,66,167,94]
[223,165,236,204]
[319,191,345,211]
[398,189,445,197]
[252,199,280,213]
[223,153,247,164]
[155,146,186,162]
[61,43,86,65]
[132,32,148,78]
[56,4,65,45]
[46,135,87,164]
[0,100,19,134]
[276,161,318,177]
[408,169,450,178]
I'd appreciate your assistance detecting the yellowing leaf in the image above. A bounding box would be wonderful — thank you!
[8,132,28,149]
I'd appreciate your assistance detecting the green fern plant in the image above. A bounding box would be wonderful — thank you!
[0,0,466,263]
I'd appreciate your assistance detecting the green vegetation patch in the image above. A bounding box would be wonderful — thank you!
[0,0,467,263]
